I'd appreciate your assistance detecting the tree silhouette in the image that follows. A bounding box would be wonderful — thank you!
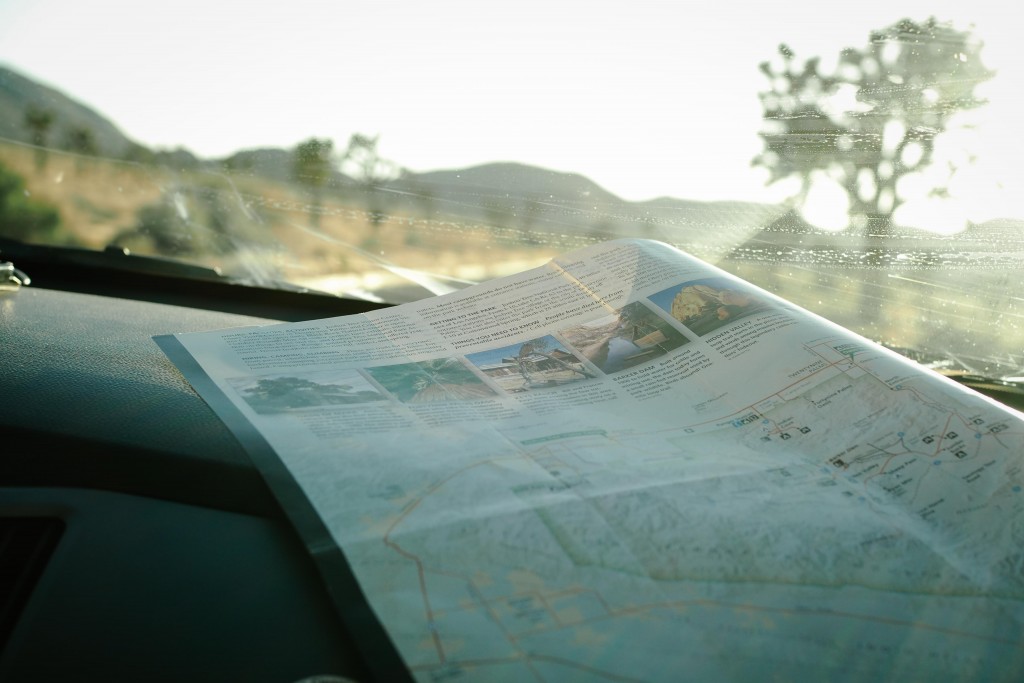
[64,126,98,172]
[292,137,335,227]
[64,126,98,156]
[340,133,398,244]
[754,17,993,234]
[340,133,397,188]
[23,105,54,170]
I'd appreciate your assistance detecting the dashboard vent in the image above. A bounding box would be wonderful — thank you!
[0,518,64,651]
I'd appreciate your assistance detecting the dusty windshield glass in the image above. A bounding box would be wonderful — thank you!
[0,1,1020,378]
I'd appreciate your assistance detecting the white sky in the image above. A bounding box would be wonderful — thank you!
[0,0,1019,212]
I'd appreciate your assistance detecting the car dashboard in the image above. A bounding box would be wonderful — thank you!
[4,256,1024,683]
[1,278,392,682]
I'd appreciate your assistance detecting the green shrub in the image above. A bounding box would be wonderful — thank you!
[0,160,61,243]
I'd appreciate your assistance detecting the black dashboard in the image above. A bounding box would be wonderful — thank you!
[0,281,392,682]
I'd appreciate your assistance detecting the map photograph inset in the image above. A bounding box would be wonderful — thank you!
[365,358,497,403]
[558,301,690,374]
[648,277,772,337]
[466,335,596,393]
[228,369,387,414]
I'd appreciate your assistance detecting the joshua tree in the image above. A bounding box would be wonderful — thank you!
[292,137,335,227]
[754,18,993,234]
[23,105,54,169]
[340,133,399,243]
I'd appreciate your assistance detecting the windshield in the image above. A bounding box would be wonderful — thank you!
[0,1,1020,378]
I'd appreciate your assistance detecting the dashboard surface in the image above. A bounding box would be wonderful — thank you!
[1,286,381,682]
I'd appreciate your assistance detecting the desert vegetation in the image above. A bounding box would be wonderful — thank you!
[0,138,564,298]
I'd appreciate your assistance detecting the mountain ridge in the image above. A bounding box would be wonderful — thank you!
[0,65,137,157]
[0,63,785,259]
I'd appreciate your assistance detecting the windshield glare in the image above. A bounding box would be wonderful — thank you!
[0,1,1021,378]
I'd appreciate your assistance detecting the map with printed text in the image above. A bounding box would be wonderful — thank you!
[165,240,1024,682]
[296,336,1024,682]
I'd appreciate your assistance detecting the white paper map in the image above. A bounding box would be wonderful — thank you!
[162,239,1024,681]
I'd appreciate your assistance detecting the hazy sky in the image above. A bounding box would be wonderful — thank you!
[0,0,1018,213]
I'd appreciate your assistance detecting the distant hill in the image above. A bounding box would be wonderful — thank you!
[4,63,1021,266]
[384,163,786,261]
[0,64,787,260]
[202,153,788,261]
[0,66,137,157]
[400,162,625,205]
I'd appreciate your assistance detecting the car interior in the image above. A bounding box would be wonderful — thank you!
[0,254,408,682]
[1,2,1022,681]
